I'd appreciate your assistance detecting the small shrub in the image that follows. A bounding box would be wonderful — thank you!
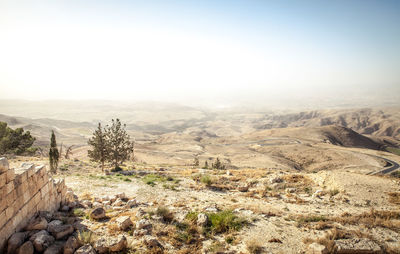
[246,239,263,254]
[207,210,247,234]
[200,174,213,186]
[156,206,174,223]
[73,208,86,217]
[111,166,123,172]
[77,230,95,245]
[329,189,339,197]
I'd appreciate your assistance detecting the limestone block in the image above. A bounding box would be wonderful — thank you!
[6,169,15,183]
[5,181,14,194]
[0,172,6,187]
[0,157,9,173]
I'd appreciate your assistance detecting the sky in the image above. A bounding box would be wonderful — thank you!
[0,0,399,106]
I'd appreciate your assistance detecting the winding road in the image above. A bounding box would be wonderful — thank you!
[367,156,400,175]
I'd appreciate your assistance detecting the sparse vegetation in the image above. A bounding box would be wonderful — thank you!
[49,130,59,173]
[0,122,36,155]
[246,239,263,254]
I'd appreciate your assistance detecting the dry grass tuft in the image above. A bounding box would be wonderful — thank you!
[388,192,400,205]
[246,239,264,254]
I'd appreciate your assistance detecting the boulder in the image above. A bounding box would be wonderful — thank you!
[90,207,106,220]
[93,236,127,253]
[7,232,28,254]
[16,241,34,254]
[108,235,127,252]
[197,213,208,227]
[43,241,65,254]
[93,238,109,254]
[0,157,9,173]
[136,219,152,230]
[335,238,381,254]
[47,220,63,231]
[30,231,55,252]
[125,199,137,208]
[25,216,48,231]
[48,224,74,240]
[307,242,328,254]
[142,236,163,249]
[116,216,133,231]
[238,184,249,192]
[64,236,80,254]
[113,198,124,207]
[74,244,96,254]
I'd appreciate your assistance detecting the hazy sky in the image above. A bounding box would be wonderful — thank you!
[0,0,399,104]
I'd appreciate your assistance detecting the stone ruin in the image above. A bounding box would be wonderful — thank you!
[0,157,68,252]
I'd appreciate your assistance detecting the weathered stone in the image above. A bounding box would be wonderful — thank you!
[48,224,74,240]
[116,192,126,199]
[47,220,63,232]
[113,198,124,207]
[0,157,9,173]
[93,238,109,254]
[197,213,208,227]
[125,199,137,208]
[64,236,80,254]
[31,231,55,252]
[142,236,163,249]
[238,184,249,192]
[90,207,106,220]
[136,208,146,218]
[43,241,64,254]
[335,238,381,254]
[16,241,34,254]
[136,219,152,230]
[286,188,297,193]
[270,176,283,184]
[81,200,92,208]
[307,242,328,254]
[108,235,127,252]
[25,216,48,231]
[116,216,133,231]
[61,205,70,212]
[92,202,102,208]
[7,232,28,254]
[74,244,96,254]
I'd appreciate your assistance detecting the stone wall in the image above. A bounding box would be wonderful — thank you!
[0,157,67,252]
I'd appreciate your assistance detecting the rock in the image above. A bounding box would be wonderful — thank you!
[26,216,48,231]
[116,216,133,231]
[312,190,323,198]
[102,200,111,206]
[43,241,65,254]
[307,242,328,254]
[136,219,152,230]
[270,176,283,184]
[108,235,127,252]
[47,220,63,231]
[335,238,381,254]
[30,230,55,252]
[92,202,102,208]
[7,232,28,254]
[116,192,126,199]
[286,188,296,193]
[90,207,106,220]
[48,224,74,240]
[74,244,96,254]
[65,191,75,203]
[81,200,92,208]
[73,221,88,231]
[197,213,208,227]
[93,236,127,253]
[125,199,137,208]
[204,205,218,213]
[61,205,70,212]
[16,241,34,254]
[38,211,54,222]
[136,208,146,218]
[93,238,109,254]
[0,157,9,173]
[113,198,124,207]
[238,184,249,192]
[134,229,151,236]
[64,236,80,254]
[226,170,232,176]
[143,236,163,249]
[101,196,110,202]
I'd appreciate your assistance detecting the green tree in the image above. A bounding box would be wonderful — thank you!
[105,119,134,170]
[0,122,36,155]
[88,123,109,171]
[212,157,225,170]
[193,157,199,167]
[203,160,208,169]
[49,131,59,173]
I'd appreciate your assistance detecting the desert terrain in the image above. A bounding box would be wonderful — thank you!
[2,102,400,253]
